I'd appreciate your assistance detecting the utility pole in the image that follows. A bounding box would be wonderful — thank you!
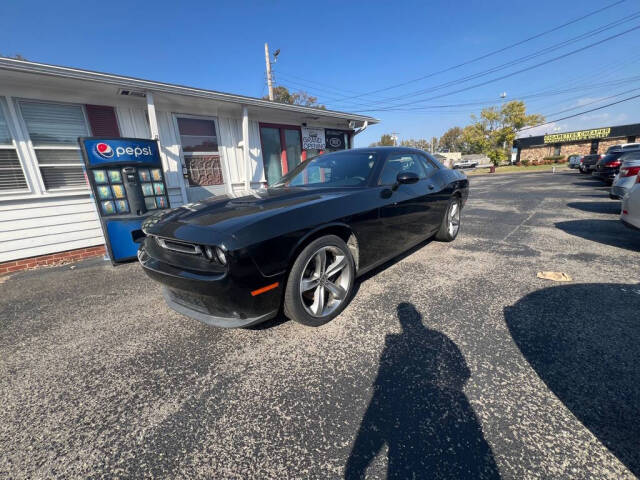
[264,43,274,101]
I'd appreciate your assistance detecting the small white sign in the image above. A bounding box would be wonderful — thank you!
[301,127,326,150]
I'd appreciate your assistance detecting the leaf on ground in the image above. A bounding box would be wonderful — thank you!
[537,271,572,282]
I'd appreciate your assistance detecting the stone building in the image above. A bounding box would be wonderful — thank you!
[513,124,640,164]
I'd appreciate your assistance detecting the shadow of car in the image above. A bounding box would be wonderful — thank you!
[505,283,640,477]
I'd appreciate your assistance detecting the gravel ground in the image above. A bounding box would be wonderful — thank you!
[1,171,639,479]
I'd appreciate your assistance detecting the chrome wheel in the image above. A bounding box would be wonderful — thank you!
[448,201,460,237]
[299,246,352,318]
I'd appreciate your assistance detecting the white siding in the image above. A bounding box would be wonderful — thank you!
[156,111,183,191]
[0,195,103,262]
[115,106,150,138]
[167,187,183,208]
[249,120,265,187]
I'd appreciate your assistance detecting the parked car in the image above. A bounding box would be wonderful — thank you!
[579,153,602,173]
[453,158,477,169]
[621,175,640,230]
[568,154,582,168]
[593,144,640,184]
[138,147,469,328]
[610,151,640,199]
[605,142,640,154]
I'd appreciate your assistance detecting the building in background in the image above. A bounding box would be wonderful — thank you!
[0,58,377,270]
[514,124,640,163]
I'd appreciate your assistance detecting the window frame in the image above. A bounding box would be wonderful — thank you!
[417,152,440,176]
[259,123,303,180]
[0,98,31,196]
[16,98,91,194]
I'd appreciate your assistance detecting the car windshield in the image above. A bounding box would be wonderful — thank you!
[273,151,379,188]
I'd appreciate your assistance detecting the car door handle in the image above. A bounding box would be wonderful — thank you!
[428,184,435,190]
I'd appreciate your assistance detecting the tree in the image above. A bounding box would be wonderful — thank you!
[263,86,325,109]
[461,101,544,165]
[439,126,464,152]
[0,53,28,60]
[400,138,430,150]
[370,134,396,147]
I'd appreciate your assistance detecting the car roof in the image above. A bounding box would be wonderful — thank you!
[348,146,430,155]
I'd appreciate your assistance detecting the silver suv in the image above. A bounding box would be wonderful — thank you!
[611,151,640,199]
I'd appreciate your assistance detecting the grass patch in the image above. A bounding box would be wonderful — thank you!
[465,164,569,176]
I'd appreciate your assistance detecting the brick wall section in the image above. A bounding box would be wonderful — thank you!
[561,142,592,157]
[519,145,553,163]
[598,138,624,153]
[0,245,106,276]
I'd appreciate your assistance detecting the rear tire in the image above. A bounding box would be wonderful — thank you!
[436,197,461,242]
[284,235,355,327]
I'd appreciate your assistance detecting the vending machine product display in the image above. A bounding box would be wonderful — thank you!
[79,137,170,264]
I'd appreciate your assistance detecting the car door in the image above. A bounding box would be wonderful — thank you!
[377,153,434,254]
[417,153,450,232]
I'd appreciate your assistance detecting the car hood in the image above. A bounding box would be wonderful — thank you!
[143,187,355,245]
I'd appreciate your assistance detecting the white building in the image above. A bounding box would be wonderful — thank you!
[0,57,377,268]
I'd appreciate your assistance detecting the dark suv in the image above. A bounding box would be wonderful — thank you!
[579,154,602,174]
[593,144,640,184]
[593,151,625,184]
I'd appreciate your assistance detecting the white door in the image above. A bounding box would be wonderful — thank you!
[175,115,227,202]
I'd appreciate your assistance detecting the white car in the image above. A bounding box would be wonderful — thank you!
[621,175,640,230]
[568,154,582,168]
[453,158,477,169]
[611,151,640,199]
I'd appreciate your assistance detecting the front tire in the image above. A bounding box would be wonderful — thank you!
[284,235,355,327]
[436,197,461,242]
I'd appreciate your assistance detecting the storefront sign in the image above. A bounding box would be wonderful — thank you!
[325,130,347,150]
[543,128,611,144]
[301,127,325,150]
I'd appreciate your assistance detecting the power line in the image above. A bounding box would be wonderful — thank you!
[347,24,640,112]
[518,92,640,132]
[324,0,627,103]
[325,12,640,110]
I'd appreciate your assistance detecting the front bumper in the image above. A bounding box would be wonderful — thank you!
[138,245,282,328]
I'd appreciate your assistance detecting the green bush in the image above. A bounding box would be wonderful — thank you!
[521,159,531,166]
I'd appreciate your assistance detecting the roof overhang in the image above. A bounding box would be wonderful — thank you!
[0,57,378,127]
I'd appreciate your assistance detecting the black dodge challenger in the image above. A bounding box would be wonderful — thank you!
[139,147,468,328]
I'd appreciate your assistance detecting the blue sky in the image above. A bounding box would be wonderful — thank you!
[2,0,640,147]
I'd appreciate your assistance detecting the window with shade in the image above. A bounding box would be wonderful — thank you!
[0,100,28,193]
[177,117,224,187]
[19,100,89,191]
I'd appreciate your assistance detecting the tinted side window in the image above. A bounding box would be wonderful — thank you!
[417,153,439,175]
[378,154,426,185]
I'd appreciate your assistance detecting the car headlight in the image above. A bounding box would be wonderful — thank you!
[204,246,227,265]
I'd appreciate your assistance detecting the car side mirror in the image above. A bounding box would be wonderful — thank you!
[394,172,419,190]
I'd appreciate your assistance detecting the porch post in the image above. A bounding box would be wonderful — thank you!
[146,91,160,140]
[242,105,251,190]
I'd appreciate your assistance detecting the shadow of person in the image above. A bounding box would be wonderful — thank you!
[345,303,499,479]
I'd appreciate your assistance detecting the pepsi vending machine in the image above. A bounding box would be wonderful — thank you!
[79,137,170,264]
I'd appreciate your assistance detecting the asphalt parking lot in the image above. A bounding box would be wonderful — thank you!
[1,171,639,479]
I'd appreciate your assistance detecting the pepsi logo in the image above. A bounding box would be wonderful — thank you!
[96,142,114,158]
